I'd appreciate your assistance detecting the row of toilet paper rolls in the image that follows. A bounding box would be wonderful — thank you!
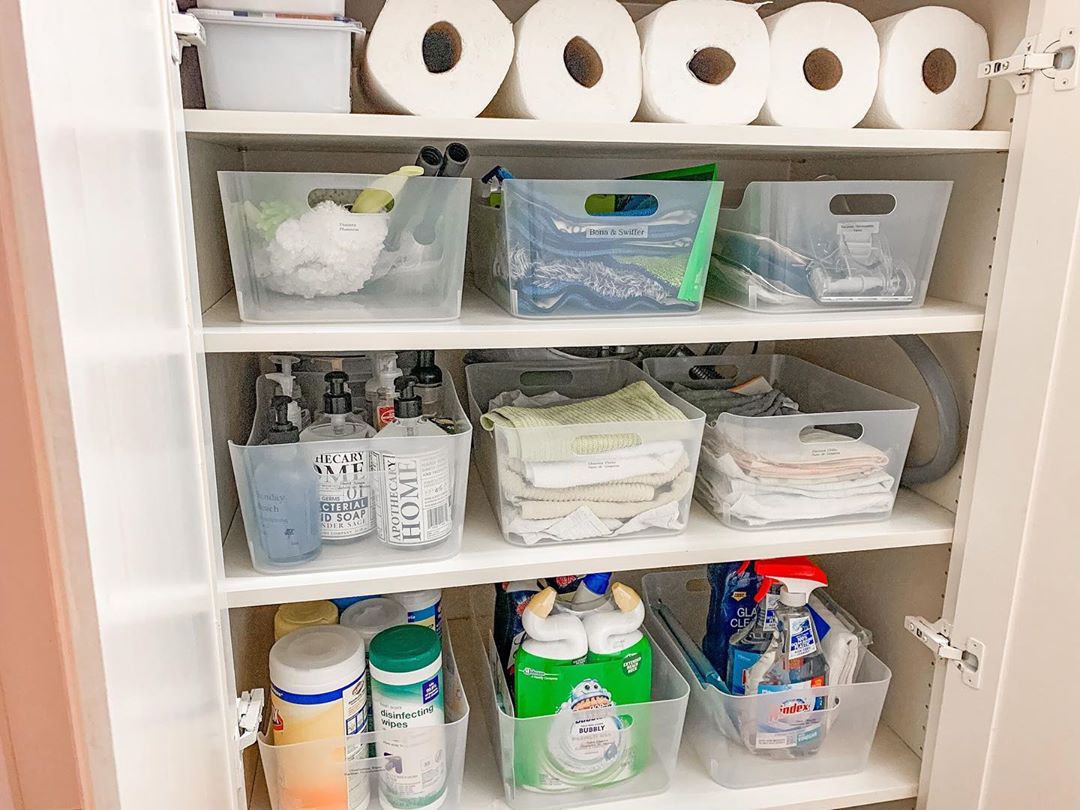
[358,0,991,130]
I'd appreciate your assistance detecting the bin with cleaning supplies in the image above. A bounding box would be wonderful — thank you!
[473,178,723,318]
[643,354,918,530]
[219,171,470,322]
[466,360,705,546]
[706,180,952,312]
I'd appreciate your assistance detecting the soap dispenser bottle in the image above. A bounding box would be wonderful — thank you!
[741,558,830,758]
[514,587,589,718]
[300,372,376,545]
[371,377,453,549]
[253,396,320,566]
[412,350,444,417]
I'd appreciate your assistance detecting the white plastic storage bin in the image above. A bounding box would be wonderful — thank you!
[707,181,952,312]
[466,360,705,546]
[643,354,918,530]
[198,1,344,13]
[190,10,361,113]
[643,569,891,789]
[219,172,470,323]
[473,624,689,809]
[259,629,469,810]
[230,370,471,574]
[471,179,723,318]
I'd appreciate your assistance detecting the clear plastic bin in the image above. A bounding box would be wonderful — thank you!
[472,179,723,318]
[707,180,952,313]
[465,360,705,546]
[259,629,469,810]
[230,370,471,574]
[642,569,891,789]
[643,354,918,530]
[190,11,362,113]
[472,621,689,809]
[218,172,470,323]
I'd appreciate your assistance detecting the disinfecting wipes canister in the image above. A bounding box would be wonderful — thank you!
[390,589,443,637]
[270,625,370,810]
[369,625,447,810]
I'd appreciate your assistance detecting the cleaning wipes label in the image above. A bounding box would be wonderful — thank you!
[312,450,373,541]
[371,671,446,810]
[585,225,650,239]
[788,615,818,659]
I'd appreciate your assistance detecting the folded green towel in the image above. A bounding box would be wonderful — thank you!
[481,381,688,461]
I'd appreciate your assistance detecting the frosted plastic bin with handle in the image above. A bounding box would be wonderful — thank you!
[642,569,892,789]
[218,171,470,322]
[707,180,952,312]
[643,354,918,530]
[259,628,469,810]
[466,360,705,546]
[190,11,362,113]
[470,602,690,809]
[230,368,471,574]
[473,178,723,318]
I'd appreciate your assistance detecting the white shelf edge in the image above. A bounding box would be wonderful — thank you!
[222,474,954,608]
[184,109,1010,156]
[201,288,985,354]
[248,616,922,810]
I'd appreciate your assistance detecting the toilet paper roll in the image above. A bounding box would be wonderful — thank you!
[863,7,990,130]
[489,0,642,123]
[637,0,770,125]
[359,0,514,118]
[758,2,880,129]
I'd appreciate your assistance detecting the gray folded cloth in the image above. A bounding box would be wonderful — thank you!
[673,383,799,421]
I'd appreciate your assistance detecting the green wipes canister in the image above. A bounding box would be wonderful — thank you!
[369,625,446,810]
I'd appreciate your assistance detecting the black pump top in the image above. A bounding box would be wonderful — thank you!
[267,395,300,445]
[394,376,423,420]
[413,350,442,386]
[323,371,352,415]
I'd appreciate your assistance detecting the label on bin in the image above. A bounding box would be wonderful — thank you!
[585,224,649,239]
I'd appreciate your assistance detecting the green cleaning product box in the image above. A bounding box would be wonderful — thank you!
[513,642,652,792]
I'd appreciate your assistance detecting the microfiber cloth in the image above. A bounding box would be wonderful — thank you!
[481,381,688,462]
[515,472,695,521]
[508,442,689,488]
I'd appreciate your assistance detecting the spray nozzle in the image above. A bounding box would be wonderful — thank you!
[394,376,423,420]
[754,557,828,607]
[323,371,352,415]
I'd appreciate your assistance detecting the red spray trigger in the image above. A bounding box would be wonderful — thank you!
[754,577,777,602]
[755,556,828,607]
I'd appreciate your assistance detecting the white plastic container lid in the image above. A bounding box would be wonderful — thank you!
[340,597,408,644]
[189,8,362,33]
[270,625,366,696]
[197,0,344,14]
[390,589,442,611]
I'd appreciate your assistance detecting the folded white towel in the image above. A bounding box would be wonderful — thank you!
[822,629,860,687]
[516,472,695,521]
[513,440,687,488]
[501,468,657,503]
[709,454,895,499]
[715,488,895,526]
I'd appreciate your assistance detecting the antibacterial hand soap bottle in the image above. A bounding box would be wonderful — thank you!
[741,557,830,758]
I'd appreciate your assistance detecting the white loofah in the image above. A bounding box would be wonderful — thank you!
[258,201,390,298]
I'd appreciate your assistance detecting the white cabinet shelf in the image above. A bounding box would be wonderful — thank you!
[201,288,985,353]
[222,473,954,608]
[249,617,921,810]
[184,109,1010,158]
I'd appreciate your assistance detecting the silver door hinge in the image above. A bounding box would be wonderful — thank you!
[169,7,205,64]
[979,27,1077,94]
[237,689,264,750]
[905,616,984,690]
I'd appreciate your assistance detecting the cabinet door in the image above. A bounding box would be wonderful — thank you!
[922,1,1080,807]
[2,2,237,809]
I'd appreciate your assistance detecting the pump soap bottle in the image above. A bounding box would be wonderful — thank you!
[300,372,376,545]
[412,350,444,418]
[372,378,453,549]
[741,557,830,758]
[253,396,320,566]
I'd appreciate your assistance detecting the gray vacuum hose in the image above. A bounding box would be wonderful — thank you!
[891,335,963,485]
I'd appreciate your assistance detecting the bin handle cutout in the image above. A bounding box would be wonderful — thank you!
[799,423,865,442]
[584,193,659,218]
[519,370,574,389]
[307,187,399,213]
[829,194,896,216]
[685,578,710,593]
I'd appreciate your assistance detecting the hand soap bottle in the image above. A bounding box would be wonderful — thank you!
[372,378,453,549]
[253,396,320,566]
[412,350,443,417]
[300,372,376,545]
[741,558,830,758]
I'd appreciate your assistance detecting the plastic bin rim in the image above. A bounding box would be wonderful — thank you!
[218,170,470,182]
[190,9,363,32]
[693,650,893,702]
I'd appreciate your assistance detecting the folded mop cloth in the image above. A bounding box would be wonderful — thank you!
[514,472,696,521]
[674,382,799,421]
[481,380,688,462]
[508,440,689,488]
[502,450,691,503]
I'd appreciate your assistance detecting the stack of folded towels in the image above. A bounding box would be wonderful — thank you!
[673,376,896,528]
[480,381,694,544]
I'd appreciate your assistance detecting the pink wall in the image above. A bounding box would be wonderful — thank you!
[0,27,87,809]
